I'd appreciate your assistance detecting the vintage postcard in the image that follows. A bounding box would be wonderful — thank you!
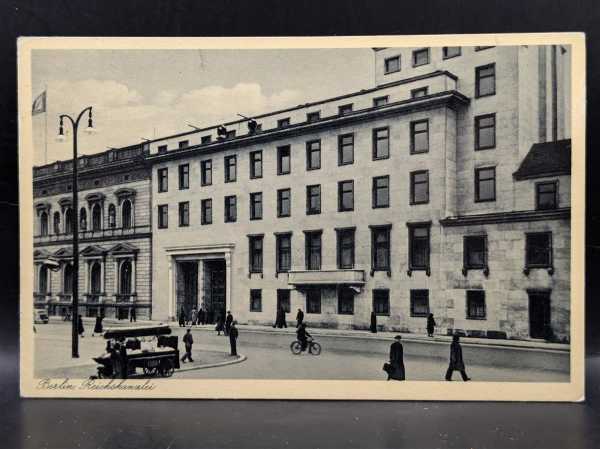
[18,34,585,400]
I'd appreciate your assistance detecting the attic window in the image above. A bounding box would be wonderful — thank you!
[94,180,100,186]
[124,175,130,181]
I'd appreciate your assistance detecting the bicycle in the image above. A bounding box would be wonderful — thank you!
[290,337,321,355]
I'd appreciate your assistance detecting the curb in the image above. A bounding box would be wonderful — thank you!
[177,354,247,372]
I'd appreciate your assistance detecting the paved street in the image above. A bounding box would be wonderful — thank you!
[34,321,569,382]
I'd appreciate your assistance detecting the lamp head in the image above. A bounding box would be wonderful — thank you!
[84,108,97,134]
[56,117,66,142]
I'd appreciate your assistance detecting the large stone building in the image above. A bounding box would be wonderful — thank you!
[33,144,153,320]
[32,45,572,341]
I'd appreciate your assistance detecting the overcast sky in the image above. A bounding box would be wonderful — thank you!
[31,48,373,166]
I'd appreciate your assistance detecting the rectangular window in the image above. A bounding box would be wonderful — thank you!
[371,225,391,272]
[372,127,389,160]
[475,46,495,51]
[201,135,212,144]
[158,145,168,154]
[277,145,291,175]
[475,113,496,150]
[307,111,320,123]
[178,164,189,190]
[201,199,212,225]
[409,224,430,271]
[201,159,212,186]
[526,232,553,268]
[467,290,486,319]
[306,140,321,170]
[306,184,321,215]
[250,192,263,220]
[276,233,292,273]
[305,231,322,270]
[412,48,430,66]
[178,201,189,227]
[157,205,168,229]
[224,155,236,183]
[338,104,353,115]
[373,289,390,316]
[336,227,355,269]
[250,150,263,179]
[373,96,389,107]
[224,195,237,223]
[338,288,354,315]
[372,175,390,208]
[158,168,168,193]
[338,180,354,212]
[248,235,263,273]
[464,235,487,269]
[443,46,461,59]
[384,55,401,74]
[178,140,189,149]
[338,133,354,165]
[306,289,321,314]
[277,289,291,313]
[278,117,290,128]
[411,87,429,98]
[226,130,236,139]
[475,167,496,202]
[277,188,291,217]
[476,64,496,97]
[410,170,429,205]
[250,289,262,312]
[536,182,558,210]
[410,119,429,154]
[410,290,430,317]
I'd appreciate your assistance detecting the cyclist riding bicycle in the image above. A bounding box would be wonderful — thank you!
[296,322,312,352]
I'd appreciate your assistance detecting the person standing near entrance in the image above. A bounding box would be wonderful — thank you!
[178,306,186,327]
[275,306,287,328]
[77,315,85,338]
[296,308,304,328]
[225,311,233,336]
[427,313,436,337]
[92,315,103,337]
[445,335,471,381]
[370,311,378,333]
[130,307,136,323]
[387,335,405,380]
[229,321,239,356]
[191,307,198,326]
[215,312,225,336]
[198,306,205,325]
[181,328,194,363]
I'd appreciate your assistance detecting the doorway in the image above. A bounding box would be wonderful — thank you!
[529,290,551,339]
[176,261,198,319]
[202,260,226,323]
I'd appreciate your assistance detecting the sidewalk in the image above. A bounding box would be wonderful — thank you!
[62,316,570,353]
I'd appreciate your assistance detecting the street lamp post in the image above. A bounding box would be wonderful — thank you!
[57,106,96,358]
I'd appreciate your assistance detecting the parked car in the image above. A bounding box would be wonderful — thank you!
[34,309,49,324]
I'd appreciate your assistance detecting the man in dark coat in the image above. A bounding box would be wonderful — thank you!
[445,335,471,381]
[77,315,85,338]
[296,323,311,352]
[370,311,378,333]
[427,313,436,337]
[178,307,186,327]
[296,309,304,328]
[229,321,239,356]
[92,315,103,336]
[225,311,233,336]
[388,335,405,380]
[198,307,205,325]
[130,307,136,323]
[275,306,287,328]
[181,329,194,363]
[215,313,225,336]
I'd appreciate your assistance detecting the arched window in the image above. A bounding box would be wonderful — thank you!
[92,204,102,231]
[39,211,48,236]
[122,200,132,229]
[65,208,74,234]
[63,263,73,294]
[53,212,61,235]
[119,260,132,295]
[79,207,87,231]
[39,265,48,294]
[90,262,102,294]
[108,204,116,228]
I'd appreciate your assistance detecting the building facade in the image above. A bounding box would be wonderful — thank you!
[33,145,153,320]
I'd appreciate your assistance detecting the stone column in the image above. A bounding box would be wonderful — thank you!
[168,256,174,320]
[225,251,232,314]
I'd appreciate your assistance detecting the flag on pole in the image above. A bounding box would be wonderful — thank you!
[32,91,47,115]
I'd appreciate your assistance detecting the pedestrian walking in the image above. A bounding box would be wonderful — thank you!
[77,314,85,338]
[130,307,136,323]
[445,335,471,381]
[181,328,194,363]
[198,307,205,325]
[178,306,186,327]
[215,312,225,336]
[229,321,239,356]
[386,335,405,380]
[370,311,378,333]
[225,310,233,336]
[275,306,287,328]
[191,307,198,326]
[427,313,436,337]
[92,315,103,336]
[296,308,304,328]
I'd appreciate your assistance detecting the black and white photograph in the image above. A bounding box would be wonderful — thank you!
[19,34,585,400]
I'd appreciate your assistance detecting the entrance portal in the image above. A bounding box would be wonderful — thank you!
[203,259,226,324]
[176,261,198,319]
[529,290,551,339]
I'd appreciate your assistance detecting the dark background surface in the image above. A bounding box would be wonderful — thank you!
[1,0,600,448]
